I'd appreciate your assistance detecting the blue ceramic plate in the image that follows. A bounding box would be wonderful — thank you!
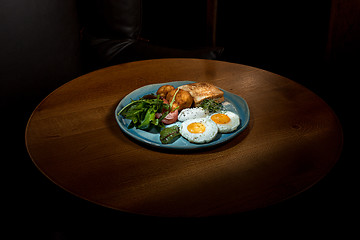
[115,81,250,150]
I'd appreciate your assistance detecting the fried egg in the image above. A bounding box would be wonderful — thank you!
[209,111,240,133]
[180,118,218,143]
[178,107,208,122]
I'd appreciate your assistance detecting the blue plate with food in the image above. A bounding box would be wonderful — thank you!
[115,81,250,150]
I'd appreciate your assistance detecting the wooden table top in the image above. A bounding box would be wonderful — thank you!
[25,59,343,217]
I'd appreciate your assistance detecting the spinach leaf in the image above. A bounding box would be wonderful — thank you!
[118,95,169,130]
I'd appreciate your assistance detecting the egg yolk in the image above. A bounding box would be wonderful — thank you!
[187,122,206,133]
[211,114,231,124]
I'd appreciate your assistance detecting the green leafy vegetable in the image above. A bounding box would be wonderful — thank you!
[118,95,169,130]
[160,125,181,144]
[169,88,180,112]
[199,99,223,113]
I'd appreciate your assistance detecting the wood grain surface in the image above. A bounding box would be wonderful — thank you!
[25,59,343,217]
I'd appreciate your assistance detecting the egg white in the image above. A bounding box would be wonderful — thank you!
[180,118,218,144]
[178,107,208,122]
[209,111,240,133]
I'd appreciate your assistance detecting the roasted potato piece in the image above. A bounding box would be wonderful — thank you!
[166,88,193,111]
[156,85,175,98]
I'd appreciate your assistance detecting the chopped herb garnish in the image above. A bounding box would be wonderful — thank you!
[199,99,223,113]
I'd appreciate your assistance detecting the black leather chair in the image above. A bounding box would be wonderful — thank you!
[78,0,224,71]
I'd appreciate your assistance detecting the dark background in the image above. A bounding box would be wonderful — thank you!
[1,0,357,232]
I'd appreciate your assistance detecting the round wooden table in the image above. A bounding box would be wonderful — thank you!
[25,59,343,217]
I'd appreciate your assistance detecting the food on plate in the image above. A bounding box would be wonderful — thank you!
[161,109,178,125]
[165,88,193,111]
[118,96,169,130]
[178,107,208,122]
[180,118,218,144]
[199,98,223,113]
[178,82,224,107]
[160,125,181,144]
[209,111,240,133]
[118,81,243,145]
[156,84,175,98]
[118,86,183,130]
